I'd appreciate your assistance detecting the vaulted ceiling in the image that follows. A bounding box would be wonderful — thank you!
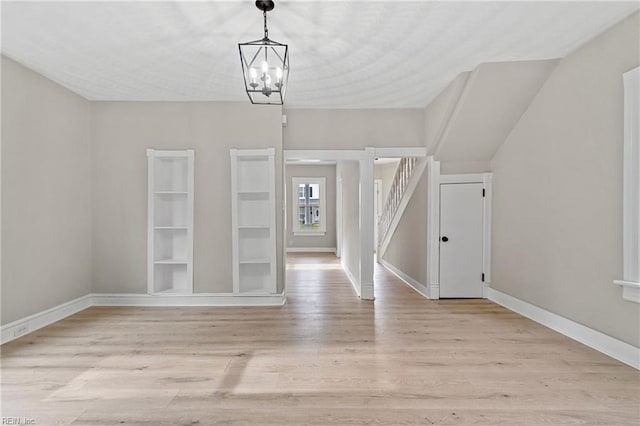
[2,1,638,108]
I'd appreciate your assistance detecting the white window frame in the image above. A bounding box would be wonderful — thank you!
[615,66,640,303]
[292,177,326,236]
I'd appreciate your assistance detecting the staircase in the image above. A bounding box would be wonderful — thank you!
[377,157,427,257]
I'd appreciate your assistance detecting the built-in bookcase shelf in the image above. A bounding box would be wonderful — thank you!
[230,148,277,295]
[147,149,194,295]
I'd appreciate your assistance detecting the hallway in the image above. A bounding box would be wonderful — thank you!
[1,253,638,425]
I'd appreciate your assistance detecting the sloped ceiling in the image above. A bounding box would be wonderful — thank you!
[433,59,560,162]
[2,1,638,108]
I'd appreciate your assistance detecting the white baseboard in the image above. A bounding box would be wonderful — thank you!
[488,288,640,370]
[428,284,440,300]
[1,292,286,345]
[379,258,430,299]
[286,247,337,254]
[92,293,286,307]
[1,294,93,345]
[482,282,491,299]
[341,259,361,297]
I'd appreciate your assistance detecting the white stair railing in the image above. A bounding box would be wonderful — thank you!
[378,157,418,245]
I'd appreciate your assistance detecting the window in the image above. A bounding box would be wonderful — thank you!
[615,66,640,303]
[292,177,326,235]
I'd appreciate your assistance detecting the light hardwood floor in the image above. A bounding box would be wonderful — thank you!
[2,253,639,425]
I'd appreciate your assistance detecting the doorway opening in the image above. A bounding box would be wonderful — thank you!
[284,151,371,300]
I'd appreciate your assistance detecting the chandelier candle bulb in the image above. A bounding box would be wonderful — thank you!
[249,68,258,87]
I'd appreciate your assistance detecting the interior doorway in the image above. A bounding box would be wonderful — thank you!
[284,149,374,300]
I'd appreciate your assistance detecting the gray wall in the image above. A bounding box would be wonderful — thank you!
[283,109,424,150]
[2,57,92,325]
[91,102,284,294]
[491,12,640,346]
[285,164,336,250]
[381,172,428,288]
[339,161,361,291]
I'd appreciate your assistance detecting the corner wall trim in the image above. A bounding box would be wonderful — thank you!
[286,247,337,254]
[614,280,640,303]
[487,288,640,370]
[379,258,430,299]
[1,294,93,344]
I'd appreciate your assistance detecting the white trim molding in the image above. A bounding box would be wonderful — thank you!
[1,294,93,344]
[284,150,365,162]
[488,288,640,370]
[426,157,441,299]
[286,247,336,253]
[359,147,376,300]
[285,160,337,165]
[617,66,640,303]
[614,280,640,303]
[379,258,430,299]
[336,162,343,258]
[373,147,427,158]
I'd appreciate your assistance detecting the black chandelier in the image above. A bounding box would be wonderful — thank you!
[238,0,290,105]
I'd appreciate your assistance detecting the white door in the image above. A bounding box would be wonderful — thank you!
[439,183,484,298]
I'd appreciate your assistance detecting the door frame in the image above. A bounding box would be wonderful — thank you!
[428,171,493,299]
[373,179,383,252]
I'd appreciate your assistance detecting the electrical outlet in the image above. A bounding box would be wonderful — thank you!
[13,325,29,337]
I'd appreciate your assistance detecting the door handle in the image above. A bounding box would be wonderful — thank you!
[441,236,449,242]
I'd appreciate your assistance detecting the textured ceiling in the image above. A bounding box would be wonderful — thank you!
[2,1,638,108]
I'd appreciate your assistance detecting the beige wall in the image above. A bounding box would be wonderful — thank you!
[424,72,470,153]
[285,164,336,250]
[440,160,491,175]
[339,161,361,290]
[434,60,558,163]
[381,172,428,287]
[2,57,92,324]
[283,109,424,150]
[91,102,284,294]
[491,12,640,346]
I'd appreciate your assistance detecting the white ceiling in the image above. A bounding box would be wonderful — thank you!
[2,1,638,108]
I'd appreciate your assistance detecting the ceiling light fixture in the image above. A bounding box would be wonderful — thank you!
[238,0,290,105]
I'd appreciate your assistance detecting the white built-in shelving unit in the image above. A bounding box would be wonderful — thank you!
[147,149,194,295]
[230,148,277,295]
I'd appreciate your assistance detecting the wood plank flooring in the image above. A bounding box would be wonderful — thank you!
[2,253,638,425]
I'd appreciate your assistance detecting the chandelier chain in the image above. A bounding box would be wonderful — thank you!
[263,11,269,40]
